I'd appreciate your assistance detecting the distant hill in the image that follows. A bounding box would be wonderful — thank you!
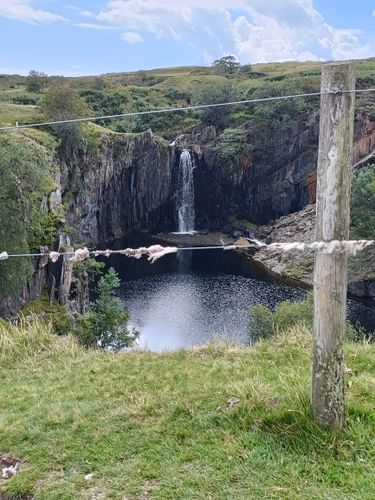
[1,58,374,138]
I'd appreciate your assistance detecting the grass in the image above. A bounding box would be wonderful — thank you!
[0,321,374,499]
[0,103,42,127]
[284,255,315,280]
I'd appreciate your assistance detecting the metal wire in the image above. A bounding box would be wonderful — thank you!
[1,88,374,132]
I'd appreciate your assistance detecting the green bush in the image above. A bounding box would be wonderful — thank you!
[251,81,309,125]
[76,268,138,349]
[193,80,239,129]
[164,87,191,102]
[22,294,74,336]
[249,293,314,342]
[28,212,63,250]
[248,304,274,341]
[213,128,252,159]
[80,89,128,125]
[249,293,367,343]
[11,93,40,105]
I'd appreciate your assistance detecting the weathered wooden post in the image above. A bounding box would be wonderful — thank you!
[312,62,355,429]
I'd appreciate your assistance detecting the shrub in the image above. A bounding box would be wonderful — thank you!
[12,93,40,105]
[80,89,128,125]
[76,268,138,349]
[249,293,367,343]
[164,87,191,102]
[28,212,64,250]
[213,128,252,159]
[193,80,239,129]
[248,304,274,341]
[249,293,314,342]
[22,294,74,336]
[251,81,309,125]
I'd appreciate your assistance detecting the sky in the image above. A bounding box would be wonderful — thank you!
[0,0,374,76]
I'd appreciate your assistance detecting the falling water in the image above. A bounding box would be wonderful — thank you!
[177,149,195,233]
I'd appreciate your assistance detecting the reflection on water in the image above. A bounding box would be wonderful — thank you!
[106,241,375,352]
[120,272,304,351]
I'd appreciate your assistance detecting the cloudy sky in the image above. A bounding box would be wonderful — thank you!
[0,0,374,75]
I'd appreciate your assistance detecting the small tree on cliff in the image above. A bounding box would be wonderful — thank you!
[77,268,138,349]
[41,82,92,155]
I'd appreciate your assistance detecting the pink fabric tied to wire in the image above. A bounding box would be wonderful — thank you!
[2,240,373,265]
[68,245,178,263]
[49,251,60,263]
[69,247,90,262]
[95,245,178,262]
[146,245,178,263]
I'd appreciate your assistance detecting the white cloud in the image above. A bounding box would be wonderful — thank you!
[0,0,65,24]
[85,0,375,63]
[74,22,119,30]
[121,31,143,44]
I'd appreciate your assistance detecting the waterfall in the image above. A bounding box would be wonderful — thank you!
[177,149,195,233]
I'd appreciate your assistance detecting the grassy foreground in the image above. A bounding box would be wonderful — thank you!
[0,322,374,499]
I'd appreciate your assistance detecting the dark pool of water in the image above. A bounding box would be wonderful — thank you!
[106,240,375,352]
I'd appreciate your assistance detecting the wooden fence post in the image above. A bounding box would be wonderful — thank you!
[312,62,356,429]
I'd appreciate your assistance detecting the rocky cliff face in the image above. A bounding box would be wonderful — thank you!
[1,129,178,318]
[54,113,375,245]
[63,129,177,244]
[173,114,320,229]
[189,113,373,228]
[246,114,319,223]
[251,204,375,301]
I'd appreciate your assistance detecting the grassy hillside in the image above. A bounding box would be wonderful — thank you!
[1,58,375,138]
[0,320,374,499]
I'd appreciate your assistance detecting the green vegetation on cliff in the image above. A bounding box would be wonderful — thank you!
[0,133,58,301]
[0,321,374,499]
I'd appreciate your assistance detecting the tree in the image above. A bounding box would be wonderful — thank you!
[193,80,239,129]
[26,70,48,92]
[251,81,308,125]
[77,268,138,349]
[41,82,93,154]
[212,55,240,75]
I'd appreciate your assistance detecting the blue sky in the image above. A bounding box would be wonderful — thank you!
[0,0,374,75]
